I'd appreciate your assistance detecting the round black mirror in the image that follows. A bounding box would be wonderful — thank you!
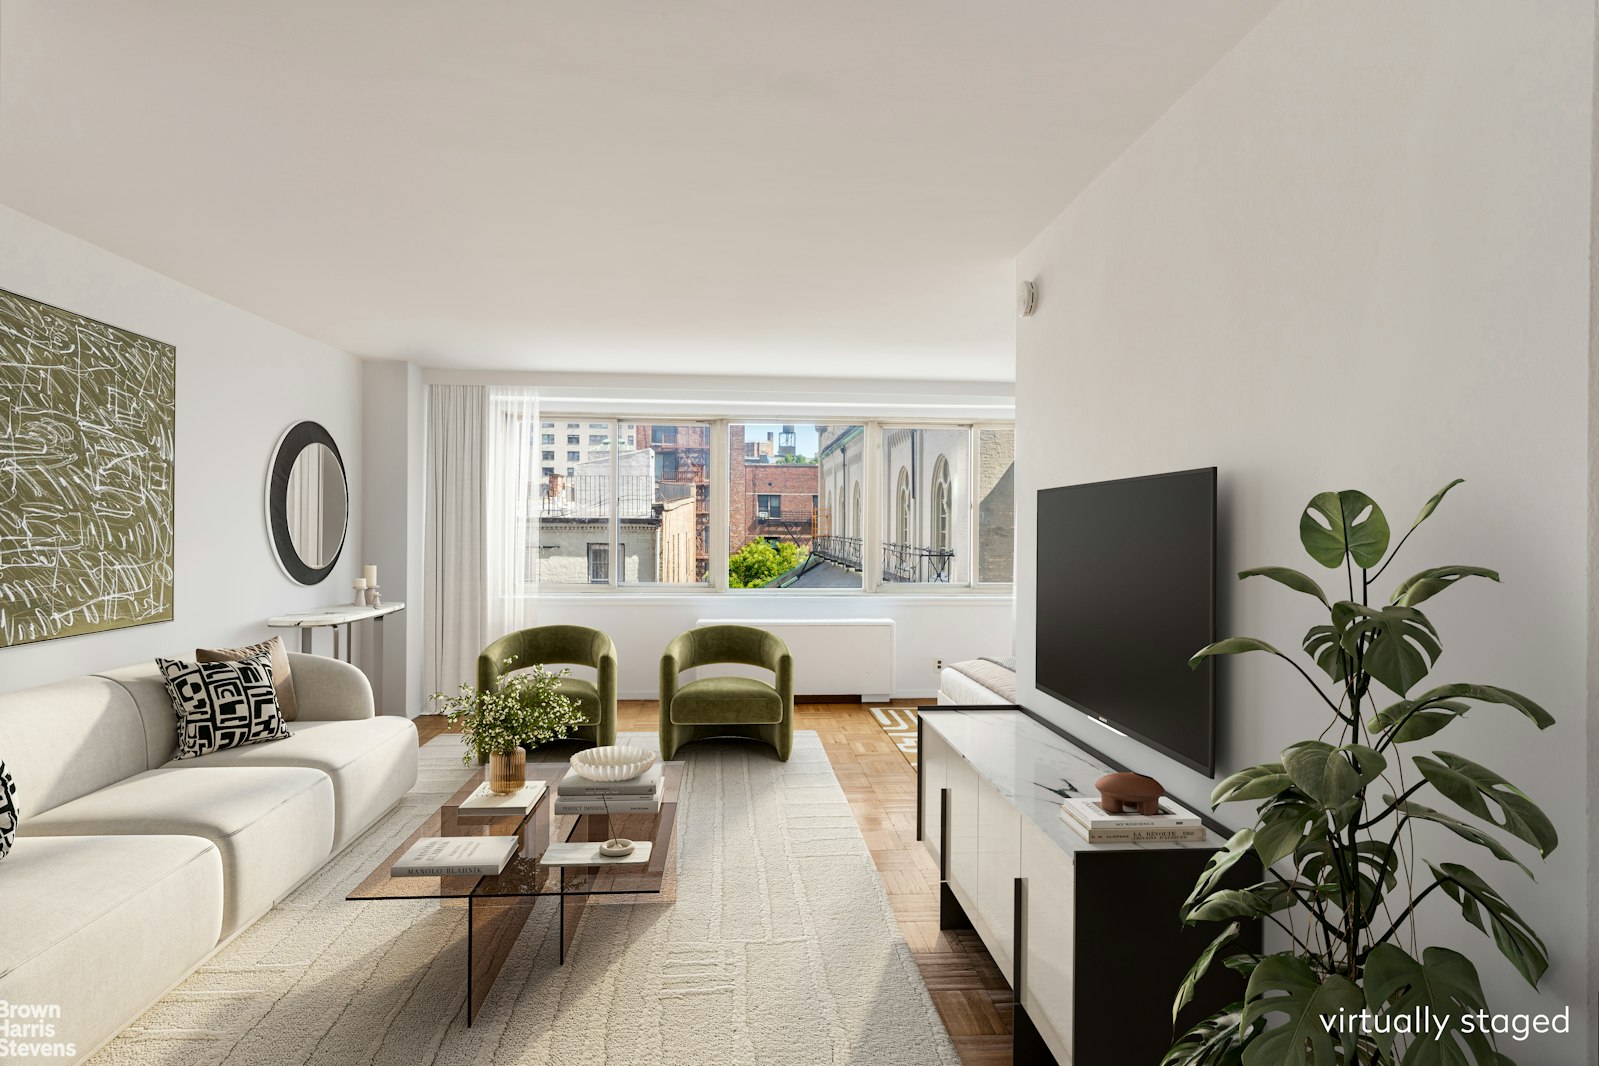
[267,421,348,584]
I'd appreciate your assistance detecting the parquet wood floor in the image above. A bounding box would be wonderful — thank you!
[414,700,1014,1064]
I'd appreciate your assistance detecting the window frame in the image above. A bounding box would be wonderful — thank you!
[530,414,1013,595]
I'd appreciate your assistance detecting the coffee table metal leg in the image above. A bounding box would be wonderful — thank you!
[467,894,536,1025]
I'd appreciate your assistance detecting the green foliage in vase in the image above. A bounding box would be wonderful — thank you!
[431,658,586,763]
[728,538,802,588]
[1165,481,1555,1066]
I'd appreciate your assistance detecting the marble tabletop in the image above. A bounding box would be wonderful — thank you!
[919,707,1225,854]
[268,602,406,628]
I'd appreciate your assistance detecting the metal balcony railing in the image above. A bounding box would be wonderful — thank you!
[812,534,862,570]
[882,542,954,583]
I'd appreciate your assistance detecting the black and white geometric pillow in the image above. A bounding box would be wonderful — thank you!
[0,757,16,862]
[157,653,292,760]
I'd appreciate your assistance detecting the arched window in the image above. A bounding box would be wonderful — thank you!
[932,455,952,551]
[851,483,862,538]
[826,490,835,534]
[895,468,911,545]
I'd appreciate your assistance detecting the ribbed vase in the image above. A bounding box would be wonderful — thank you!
[487,749,526,795]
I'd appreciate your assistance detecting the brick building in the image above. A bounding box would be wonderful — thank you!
[630,423,712,580]
[729,425,818,554]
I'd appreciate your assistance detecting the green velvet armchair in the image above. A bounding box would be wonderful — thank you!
[477,625,618,749]
[659,624,793,761]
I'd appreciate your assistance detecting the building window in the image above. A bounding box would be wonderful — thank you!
[651,425,677,445]
[932,455,953,552]
[757,494,781,518]
[542,433,555,444]
[851,484,862,538]
[894,468,911,545]
[541,466,554,477]
[589,434,606,446]
[567,434,580,445]
[542,450,554,461]
[587,544,609,584]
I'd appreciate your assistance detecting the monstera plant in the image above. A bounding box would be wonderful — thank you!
[1165,481,1556,1066]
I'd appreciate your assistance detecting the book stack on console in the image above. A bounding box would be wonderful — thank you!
[1058,797,1207,844]
[454,781,546,819]
[390,835,520,877]
[553,763,663,815]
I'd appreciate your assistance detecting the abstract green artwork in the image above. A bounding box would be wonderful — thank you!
[0,288,176,648]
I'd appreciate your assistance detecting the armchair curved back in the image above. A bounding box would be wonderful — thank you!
[663,624,789,674]
[477,625,616,693]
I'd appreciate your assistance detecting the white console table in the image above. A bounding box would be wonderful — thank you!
[918,707,1259,1065]
[268,603,405,716]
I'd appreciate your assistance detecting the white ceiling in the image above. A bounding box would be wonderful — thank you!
[0,1,1276,381]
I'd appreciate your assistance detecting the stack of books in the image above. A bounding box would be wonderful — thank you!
[553,763,663,815]
[1058,796,1207,844]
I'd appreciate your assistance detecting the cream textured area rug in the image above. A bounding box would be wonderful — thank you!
[88,731,958,1066]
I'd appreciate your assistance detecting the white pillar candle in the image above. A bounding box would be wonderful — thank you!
[364,564,378,587]
[353,578,368,589]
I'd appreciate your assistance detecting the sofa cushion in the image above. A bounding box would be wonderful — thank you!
[0,676,148,819]
[556,677,603,726]
[0,834,222,1057]
[20,766,333,936]
[157,655,292,759]
[198,635,300,720]
[670,676,784,725]
[169,717,419,852]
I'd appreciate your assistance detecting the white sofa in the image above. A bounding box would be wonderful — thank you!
[0,652,418,1061]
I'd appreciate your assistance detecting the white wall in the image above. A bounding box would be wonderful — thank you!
[0,203,365,694]
[360,359,425,716]
[1015,2,1592,1060]
[537,593,1012,700]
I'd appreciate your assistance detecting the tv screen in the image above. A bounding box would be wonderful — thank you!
[1035,468,1216,775]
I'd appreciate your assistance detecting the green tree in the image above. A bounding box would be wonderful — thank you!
[728,538,801,588]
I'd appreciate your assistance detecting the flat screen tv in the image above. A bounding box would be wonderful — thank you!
[1036,467,1216,775]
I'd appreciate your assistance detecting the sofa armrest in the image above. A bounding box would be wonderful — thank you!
[286,653,374,720]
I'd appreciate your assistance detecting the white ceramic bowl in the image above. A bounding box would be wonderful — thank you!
[570,744,657,782]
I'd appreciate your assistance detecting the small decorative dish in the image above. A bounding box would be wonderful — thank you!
[599,838,636,858]
[570,744,657,782]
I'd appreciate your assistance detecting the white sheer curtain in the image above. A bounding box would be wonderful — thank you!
[484,387,540,643]
[423,385,488,698]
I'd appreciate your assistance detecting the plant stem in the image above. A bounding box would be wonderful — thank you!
[1366,881,1445,953]
[1357,784,1425,830]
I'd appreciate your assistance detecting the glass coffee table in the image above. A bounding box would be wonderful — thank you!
[349,758,681,1024]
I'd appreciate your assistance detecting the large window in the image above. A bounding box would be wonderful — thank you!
[530,416,1011,591]
[731,423,863,589]
[536,417,711,586]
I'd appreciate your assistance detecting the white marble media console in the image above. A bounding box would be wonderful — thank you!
[917,708,1253,1066]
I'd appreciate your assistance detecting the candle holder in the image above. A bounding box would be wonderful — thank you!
[366,585,382,609]
[353,579,368,606]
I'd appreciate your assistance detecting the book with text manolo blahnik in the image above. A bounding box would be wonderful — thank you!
[390,835,520,877]
[553,778,664,815]
[556,764,661,797]
[454,781,547,819]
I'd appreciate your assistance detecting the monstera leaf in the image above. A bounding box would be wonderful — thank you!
[1390,566,1500,608]
[1334,603,1441,696]
[1212,764,1295,806]
[1302,624,1352,684]
[1240,566,1331,607]
[1174,923,1242,1022]
[1163,1004,1258,1066]
[1301,491,1390,569]
[1428,863,1549,987]
[1240,955,1362,1066]
[1406,479,1466,536]
[1190,637,1285,669]
[1406,684,1554,731]
[1393,799,1531,878]
[1413,752,1558,857]
[1363,944,1498,1065]
[1182,830,1258,921]
[1369,698,1472,745]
